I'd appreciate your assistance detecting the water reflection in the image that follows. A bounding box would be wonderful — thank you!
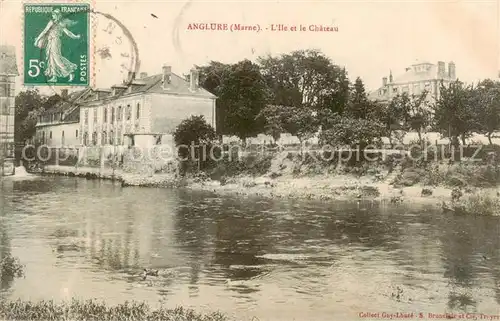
[1,177,500,320]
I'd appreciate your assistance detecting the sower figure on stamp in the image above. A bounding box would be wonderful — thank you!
[34,9,81,83]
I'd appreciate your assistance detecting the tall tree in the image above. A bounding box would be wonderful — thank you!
[258,49,350,115]
[474,79,500,145]
[382,91,432,147]
[217,59,269,142]
[14,90,60,144]
[345,77,371,119]
[192,61,232,135]
[404,91,432,146]
[257,104,318,152]
[319,114,385,150]
[432,80,476,147]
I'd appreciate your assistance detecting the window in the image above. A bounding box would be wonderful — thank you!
[92,132,97,145]
[126,104,131,120]
[117,106,122,121]
[49,131,52,139]
[42,132,45,144]
[0,100,8,115]
[0,84,11,97]
[111,107,115,123]
[393,87,398,93]
[110,130,114,145]
[61,131,65,146]
[102,131,107,145]
[84,109,89,124]
[76,130,79,138]
[83,132,88,146]
[136,103,140,119]
[117,129,122,145]
[104,107,108,123]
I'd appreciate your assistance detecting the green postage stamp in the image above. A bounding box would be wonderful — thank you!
[24,3,90,86]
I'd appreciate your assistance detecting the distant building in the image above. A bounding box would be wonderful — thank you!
[368,60,457,103]
[0,45,19,175]
[35,64,217,148]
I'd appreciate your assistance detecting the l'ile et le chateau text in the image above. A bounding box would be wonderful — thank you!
[186,23,338,32]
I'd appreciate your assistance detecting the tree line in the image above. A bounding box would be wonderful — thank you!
[13,49,500,151]
[193,49,500,149]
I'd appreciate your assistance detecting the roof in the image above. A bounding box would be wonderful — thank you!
[37,69,217,125]
[124,72,216,98]
[390,64,440,84]
[0,45,19,75]
[40,88,93,124]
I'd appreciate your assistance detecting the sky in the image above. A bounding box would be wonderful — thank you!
[1,0,499,95]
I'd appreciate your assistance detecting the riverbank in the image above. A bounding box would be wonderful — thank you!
[36,160,500,212]
[0,299,231,321]
[38,165,181,188]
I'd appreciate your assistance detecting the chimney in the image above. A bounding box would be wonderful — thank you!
[448,61,456,79]
[382,77,388,86]
[162,64,171,84]
[140,72,148,79]
[437,61,445,77]
[190,67,199,91]
[125,71,136,83]
[61,89,68,99]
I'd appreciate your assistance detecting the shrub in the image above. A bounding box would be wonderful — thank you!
[0,254,25,280]
[360,185,380,197]
[453,194,500,216]
[421,188,433,196]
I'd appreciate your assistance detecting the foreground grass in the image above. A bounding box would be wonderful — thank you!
[0,299,231,321]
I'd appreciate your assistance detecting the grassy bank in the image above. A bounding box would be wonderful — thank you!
[34,149,500,215]
[0,299,230,321]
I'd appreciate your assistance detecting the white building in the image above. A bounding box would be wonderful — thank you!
[369,60,457,103]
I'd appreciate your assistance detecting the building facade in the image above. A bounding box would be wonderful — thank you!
[36,65,217,149]
[0,45,19,175]
[368,60,457,103]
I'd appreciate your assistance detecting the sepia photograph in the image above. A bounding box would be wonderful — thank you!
[0,0,500,320]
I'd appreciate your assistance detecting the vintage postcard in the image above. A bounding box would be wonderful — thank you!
[0,0,500,321]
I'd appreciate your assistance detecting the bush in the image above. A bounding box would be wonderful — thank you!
[360,185,380,197]
[0,254,25,280]
[452,194,500,216]
[421,188,433,196]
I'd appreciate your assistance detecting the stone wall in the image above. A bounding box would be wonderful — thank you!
[35,145,178,176]
[122,145,179,176]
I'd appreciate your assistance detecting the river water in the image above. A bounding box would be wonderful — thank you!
[0,176,499,320]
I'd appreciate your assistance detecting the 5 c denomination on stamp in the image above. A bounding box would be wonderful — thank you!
[24,2,90,86]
